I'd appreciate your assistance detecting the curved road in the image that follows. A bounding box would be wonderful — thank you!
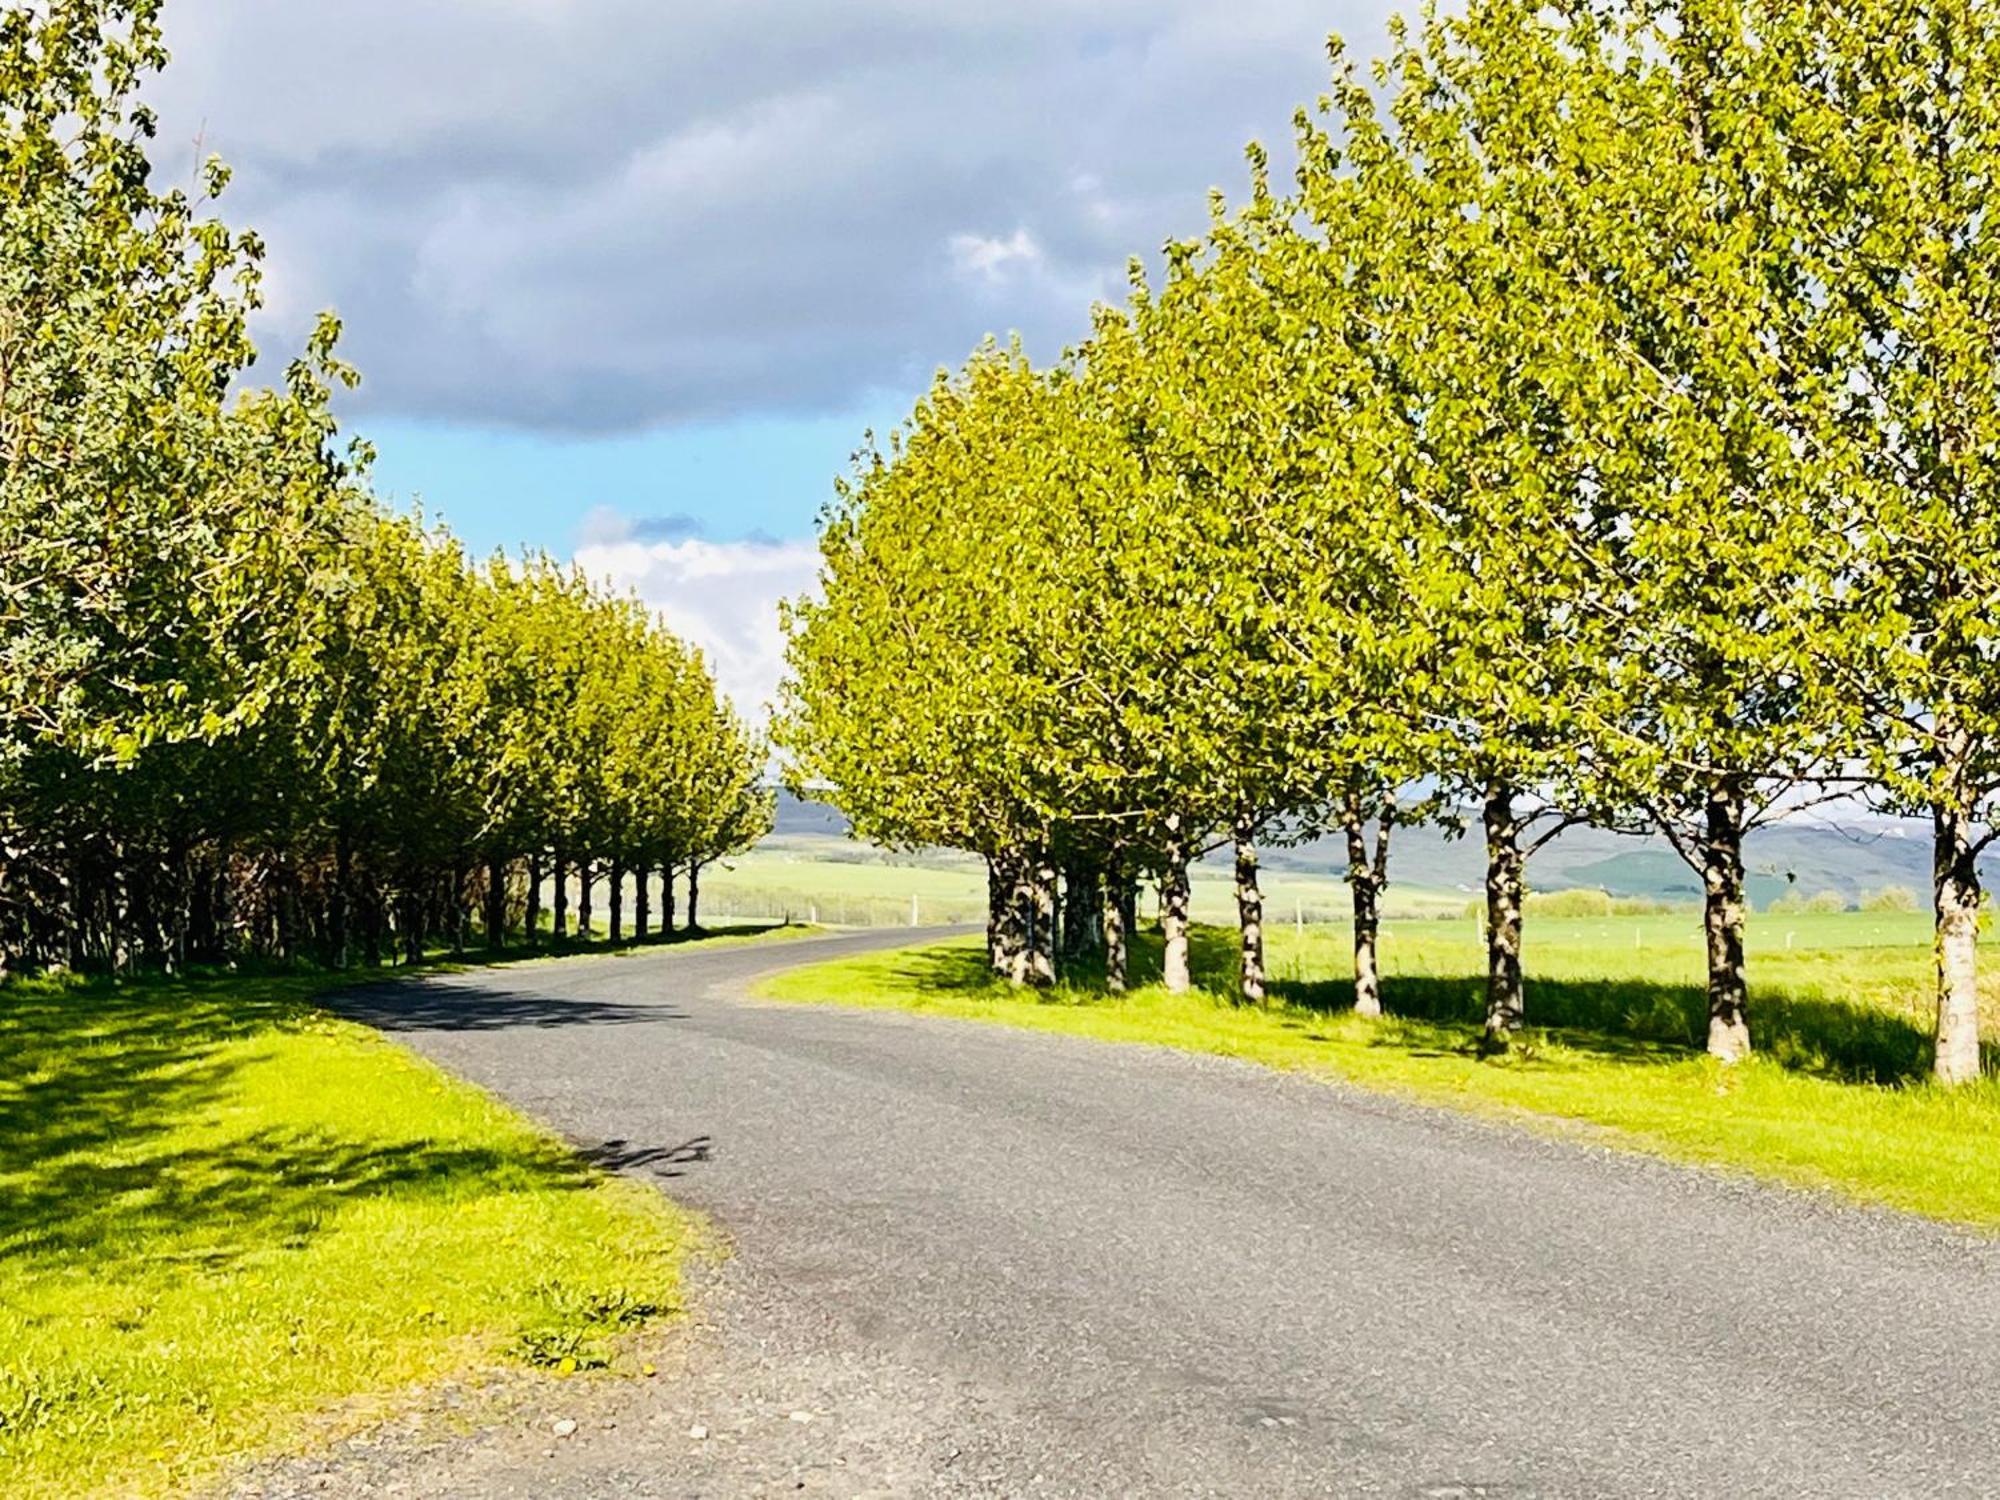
[272,929,1998,1498]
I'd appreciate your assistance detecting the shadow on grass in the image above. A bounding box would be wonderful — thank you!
[0,923,797,1269]
[1261,967,1985,1087]
[0,969,607,1269]
[903,925,1989,1089]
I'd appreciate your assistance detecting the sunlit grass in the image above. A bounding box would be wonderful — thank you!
[758,913,2000,1229]
[0,963,708,1498]
[698,846,1465,928]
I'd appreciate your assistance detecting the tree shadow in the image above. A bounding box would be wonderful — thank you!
[331,979,685,1033]
[453,919,794,973]
[0,971,598,1271]
[1257,958,1986,1088]
[917,922,1990,1089]
[576,1134,713,1179]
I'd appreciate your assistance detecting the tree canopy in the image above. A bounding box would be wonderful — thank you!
[780,0,2000,1087]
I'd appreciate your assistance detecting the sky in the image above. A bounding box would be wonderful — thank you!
[149,1,1392,717]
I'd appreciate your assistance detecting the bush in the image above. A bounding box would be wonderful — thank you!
[1805,890,1849,913]
[1861,885,1918,912]
[1609,896,1679,916]
[1526,887,1614,917]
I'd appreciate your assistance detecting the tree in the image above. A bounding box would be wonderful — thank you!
[1299,13,1616,1048]
[781,344,1113,986]
[1396,0,1860,1062]
[1796,0,2000,1085]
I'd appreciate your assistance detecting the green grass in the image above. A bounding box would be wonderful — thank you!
[0,949,726,1498]
[700,842,1465,928]
[758,912,2000,1229]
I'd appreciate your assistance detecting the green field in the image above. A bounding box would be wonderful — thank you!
[697,840,1468,928]
[760,910,2000,1229]
[0,951,720,1499]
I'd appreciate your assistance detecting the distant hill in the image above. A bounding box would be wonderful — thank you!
[1252,816,1955,907]
[770,791,1978,905]
[771,789,852,838]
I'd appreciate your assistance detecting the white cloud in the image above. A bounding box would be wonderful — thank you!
[574,528,820,726]
[949,227,1045,284]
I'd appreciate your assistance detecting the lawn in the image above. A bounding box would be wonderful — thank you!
[0,946,723,1498]
[758,911,2000,1229]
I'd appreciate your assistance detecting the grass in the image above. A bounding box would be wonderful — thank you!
[758,911,2000,1230]
[0,930,792,1497]
[699,843,1465,928]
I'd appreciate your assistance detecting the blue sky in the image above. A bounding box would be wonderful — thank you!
[151,0,1391,709]
[363,406,902,559]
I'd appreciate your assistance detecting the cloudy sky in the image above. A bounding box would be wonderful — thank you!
[151,1,1392,715]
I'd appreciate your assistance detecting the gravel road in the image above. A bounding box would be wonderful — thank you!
[223,927,2000,1499]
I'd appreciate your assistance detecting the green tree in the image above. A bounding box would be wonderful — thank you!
[1806,0,2000,1085]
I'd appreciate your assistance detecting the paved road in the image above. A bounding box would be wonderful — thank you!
[260,929,2000,1498]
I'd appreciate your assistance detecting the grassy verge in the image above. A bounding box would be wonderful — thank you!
[0,933,773,1497]
[758,915,2000,1229]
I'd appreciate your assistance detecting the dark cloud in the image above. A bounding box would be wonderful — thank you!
[151,1,1389,434]
[627,513,706,543]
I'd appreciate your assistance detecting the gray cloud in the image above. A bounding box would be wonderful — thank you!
[627,513,706,543]
[151,1,1388,434]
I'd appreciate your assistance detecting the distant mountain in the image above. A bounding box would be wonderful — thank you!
[771,791,1980,904]
[771,788,851,838]
[1255,815,1963,904]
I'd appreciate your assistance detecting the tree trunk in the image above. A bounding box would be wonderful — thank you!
[1119,874,1138,954]
[332,826,353,969]
[687,860,702,930]
[1344,790,1390,1018]
[401,879,424,967]
[635,863,650,941]
[453,863,472,955]
[276,858,300,967]
[1933,794,1983,1086]
[990,848,1029,982]
[552,846,569,940]
[987,854,1007,976]
[663,859,678,935]
[1061,859,1100,964]
[486,854,506,951]
[1482,781,1525,1048]
[362,869,382,967]
[1233,813,1265,1005]
[1160,829,1192,996]
[1025,852,1057,988]
[526,851,543,948]
[1701,781,1751,1062]
[578,860,594,941]
[1102,849,1129,994]
[609,861,625,943]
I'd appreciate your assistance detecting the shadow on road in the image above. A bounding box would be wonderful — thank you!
[333,981,686,1034]
[577,1134,714,1179]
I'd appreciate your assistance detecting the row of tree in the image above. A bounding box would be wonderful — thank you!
[0,0,769,978]
[780,0,2000,1085]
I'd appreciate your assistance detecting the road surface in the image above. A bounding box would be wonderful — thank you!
[234,927,2000,1498]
